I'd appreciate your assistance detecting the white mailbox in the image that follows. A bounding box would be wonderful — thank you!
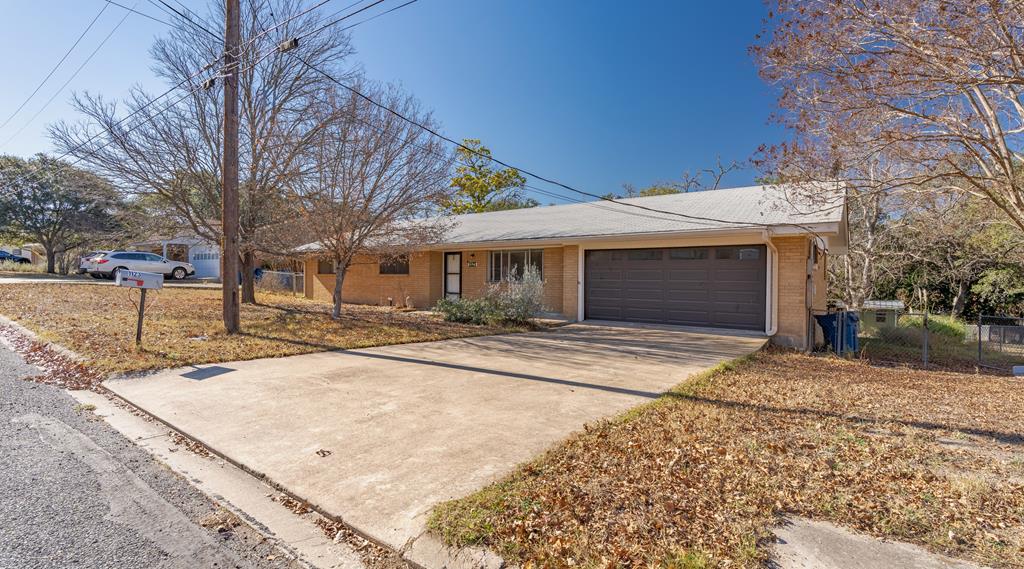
[116,270,164,290]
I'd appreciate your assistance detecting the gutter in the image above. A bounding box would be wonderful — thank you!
[763,230,779,337]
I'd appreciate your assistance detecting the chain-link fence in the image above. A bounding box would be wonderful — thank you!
[254,270,304,296]
[818,309,1024,374]
[973,315,1024,373]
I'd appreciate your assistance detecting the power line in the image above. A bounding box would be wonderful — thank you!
[244,0,337,48]
[333,0,419,34]
[1,0,362,189]
[103,0,173,27]
[288,52,807,230]
[0,7,134,149]
[298,0,390,39]
[0,1,364,191]
[148,0,222,41]
[0,3,109,132]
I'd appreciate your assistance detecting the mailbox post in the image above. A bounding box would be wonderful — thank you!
[116,270,164,346]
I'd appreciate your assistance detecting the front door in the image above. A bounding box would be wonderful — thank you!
[444,252,462,299]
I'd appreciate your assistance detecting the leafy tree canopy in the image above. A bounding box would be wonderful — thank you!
[0,154,124,273]
[443,139,530,214]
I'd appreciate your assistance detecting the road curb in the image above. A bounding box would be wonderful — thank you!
[0,315,87,363]
[99,383,506,569]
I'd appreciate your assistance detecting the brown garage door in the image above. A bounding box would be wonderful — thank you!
[585,245,766,330]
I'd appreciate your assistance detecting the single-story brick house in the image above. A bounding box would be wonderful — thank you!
[299,183,847,349]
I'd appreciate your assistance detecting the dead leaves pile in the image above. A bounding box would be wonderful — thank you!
[430,350,1024,568]
[0,284,514,373]
[169,431,213,458]
[0,324,102,390]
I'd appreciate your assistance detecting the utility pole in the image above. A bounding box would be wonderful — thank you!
[221,0,241,333]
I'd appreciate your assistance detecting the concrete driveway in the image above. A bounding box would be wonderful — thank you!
[105,322,765,563]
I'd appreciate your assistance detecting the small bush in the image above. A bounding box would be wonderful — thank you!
[0,260,44,273]
[435,265,546,325]
[899,314,967,341]
[485,265,545,325]
[435,297,501,325]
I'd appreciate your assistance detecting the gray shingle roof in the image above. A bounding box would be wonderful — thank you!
[439,183,845,245]
[294,183,846,253]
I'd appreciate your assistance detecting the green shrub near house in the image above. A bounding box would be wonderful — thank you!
[436,266,545,325]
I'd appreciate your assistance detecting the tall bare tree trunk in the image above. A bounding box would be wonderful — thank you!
[241,250,257,304]
[951,280,969,317]
[332,264,347,319]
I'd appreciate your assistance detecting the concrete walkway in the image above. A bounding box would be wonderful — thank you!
[773,517,986,569]
[105,322,765,565]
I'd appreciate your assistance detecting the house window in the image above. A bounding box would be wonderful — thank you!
[379,255,410,275]
[875,312,887,324]
[715,246,762,260]
[627,249,662,261]
[489,249,543,281]
[669,248,708,260]
[317,258,335,274]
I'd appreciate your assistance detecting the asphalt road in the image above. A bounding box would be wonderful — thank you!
[0,342,295,569]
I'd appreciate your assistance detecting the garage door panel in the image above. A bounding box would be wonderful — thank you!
[711,303,763,315]
[714,290,763,302]
[585,246,765,331]
[665,268,710,279]
[663,302,713,314]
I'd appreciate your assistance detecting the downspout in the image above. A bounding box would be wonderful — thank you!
[763,230,779,337]
[806,239,815,352]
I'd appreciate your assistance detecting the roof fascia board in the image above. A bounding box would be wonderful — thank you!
[421,222,842,251]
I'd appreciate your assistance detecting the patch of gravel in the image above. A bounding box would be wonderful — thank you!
[0,342,302,569]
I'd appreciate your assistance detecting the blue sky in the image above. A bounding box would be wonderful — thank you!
[0,0,782,203]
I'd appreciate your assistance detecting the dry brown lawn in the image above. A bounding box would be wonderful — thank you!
[429,350,1024,568]
[0,283,516,374]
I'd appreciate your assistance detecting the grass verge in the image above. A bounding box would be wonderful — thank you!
[0,283,520,374]
[429,350,1024,568]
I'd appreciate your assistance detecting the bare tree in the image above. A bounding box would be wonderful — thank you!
[289,83,453,318]
[49,0,355,302]
[753,0,1024,232]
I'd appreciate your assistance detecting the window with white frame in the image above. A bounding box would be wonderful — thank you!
[489,249,543,281]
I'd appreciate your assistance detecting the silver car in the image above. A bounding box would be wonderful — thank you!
[91,251,196,280]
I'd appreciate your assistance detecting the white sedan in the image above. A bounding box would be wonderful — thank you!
[90,251,196,280]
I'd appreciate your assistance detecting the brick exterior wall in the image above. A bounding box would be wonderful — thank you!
[304,247,569,315]
[540,247,563,314]
[303,252,436,309]
[301,238,827,343]
[561,245,579,320]
[772,235,817,349]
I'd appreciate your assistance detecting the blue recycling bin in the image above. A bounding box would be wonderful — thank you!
[814,312,860,354]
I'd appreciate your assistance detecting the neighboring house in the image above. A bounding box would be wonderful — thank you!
[297,184,848,350]
[860,300,905,333]
[0,244,44,264]
[130,234,221,280]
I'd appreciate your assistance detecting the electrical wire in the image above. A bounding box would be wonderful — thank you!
[297,0,389,39]
[288,51,830,231]
[103,0,173,27]
[148,0,221,41]
[1,7,135,149]
[0,3,109,132]
[332,0,418,34]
